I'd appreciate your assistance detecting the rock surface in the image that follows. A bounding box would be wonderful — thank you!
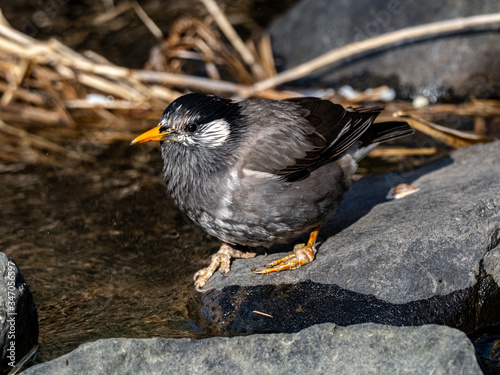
[268,0,500,100]
[21,323,482,375]
[191,142,500,334]
[0,253,38,373]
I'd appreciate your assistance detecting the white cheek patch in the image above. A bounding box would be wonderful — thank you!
[199,119,231,147]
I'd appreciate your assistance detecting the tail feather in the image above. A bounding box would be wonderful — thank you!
[362,121,414,146]
[349,121,414,162]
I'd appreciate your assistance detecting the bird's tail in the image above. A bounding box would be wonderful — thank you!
[364,121,414,145]
[350,121,414,161]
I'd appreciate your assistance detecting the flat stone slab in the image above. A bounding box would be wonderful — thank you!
[21,323,482,375]
[191,142,500,334]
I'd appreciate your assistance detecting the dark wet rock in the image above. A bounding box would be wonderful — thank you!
[0,253,38,373]
[470,324,500,374]
[268,0,500,100]
[191,141,500,335]
[21,323,481,375]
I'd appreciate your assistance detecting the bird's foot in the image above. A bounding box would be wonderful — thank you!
[251,243,316,274]
[252,226,320,275]
[194,243,256,292]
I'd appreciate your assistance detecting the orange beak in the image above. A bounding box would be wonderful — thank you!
[130,125,176,145]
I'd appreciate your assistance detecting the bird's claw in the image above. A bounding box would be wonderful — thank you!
[193,268,216,293]
[194,243,256,292]
[252,243,316,274]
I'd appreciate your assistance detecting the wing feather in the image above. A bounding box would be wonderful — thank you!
[236,97,410,182]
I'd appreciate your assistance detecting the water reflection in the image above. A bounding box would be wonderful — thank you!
[0,143,219,363]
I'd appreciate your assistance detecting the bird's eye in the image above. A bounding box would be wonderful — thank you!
[186,123,198,133]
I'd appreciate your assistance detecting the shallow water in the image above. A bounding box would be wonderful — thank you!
[0,142,223,363]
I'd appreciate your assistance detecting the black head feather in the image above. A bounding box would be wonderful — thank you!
[159,93,241,136]
[159,94,247,200]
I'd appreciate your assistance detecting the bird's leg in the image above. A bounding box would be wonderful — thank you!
[194,243,256,292]
[252,227,320,274]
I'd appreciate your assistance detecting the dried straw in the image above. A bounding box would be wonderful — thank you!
[0,5,498,166]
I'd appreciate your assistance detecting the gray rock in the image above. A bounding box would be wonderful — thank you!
[192,142,500,334]
[484,246,500,286]
[21,323,482,375]
[0,253,38,373]
[268,0,500,100]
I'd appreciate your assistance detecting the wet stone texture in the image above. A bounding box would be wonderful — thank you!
[268,0,500,100]
[21,323,482,375]
[0,253,38,373]
[191,141,500,335]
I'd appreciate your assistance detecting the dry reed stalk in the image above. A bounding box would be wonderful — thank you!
[1,57,29,105]
[421,100,500,117]
[35,65,75,127]
[0,119,96,162]
[0,23,246,99]
[0,104,63,126]
[92,2,132,26]
[0,16,291,103]
[257,35,277,78]
[0,81,45,105]
[474,116,487,136]
[0,4,498,166]
[368,146,437,157]
[199,0,267,80]
[65,99,152,110]
[132,1,163,40]
[245,12,500,95]
[394,111,494,148]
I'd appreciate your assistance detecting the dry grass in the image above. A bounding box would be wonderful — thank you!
[0,4,498,168]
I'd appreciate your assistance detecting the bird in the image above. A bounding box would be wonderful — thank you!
[131,93,413,292]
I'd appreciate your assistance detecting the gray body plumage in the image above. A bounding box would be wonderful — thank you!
[158,94,412,248]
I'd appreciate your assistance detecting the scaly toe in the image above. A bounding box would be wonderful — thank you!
[193,243,255,291]
[252,257,300,274]
[194,269,211,292]
[252,243,316,275]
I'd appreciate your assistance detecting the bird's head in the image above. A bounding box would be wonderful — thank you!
[131,93,242,153]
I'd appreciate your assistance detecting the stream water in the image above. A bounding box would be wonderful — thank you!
[1,141,222,363]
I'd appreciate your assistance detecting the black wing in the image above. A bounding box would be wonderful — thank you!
[238,97,411,181]
[276,97,384,180]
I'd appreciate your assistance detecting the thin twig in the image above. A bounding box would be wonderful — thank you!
[1,57,29,105]
[132,1,163,40]
[77,72,147,101]
[0,81,46,105]
[257,34,277,78]
[368,146,437,157]
[199,0,266,80]
[35,65,76,127]
[418,100,500,117]
[132,70,248,93]
[252,310,273,318]
[246,12,500,95]
[0,23,267,96]
[65,98,151,109]
[0,104,64,126]
[92,1,132,26]
[0,9,11,27]
[394,111,494,148]
[0,120,96,162]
